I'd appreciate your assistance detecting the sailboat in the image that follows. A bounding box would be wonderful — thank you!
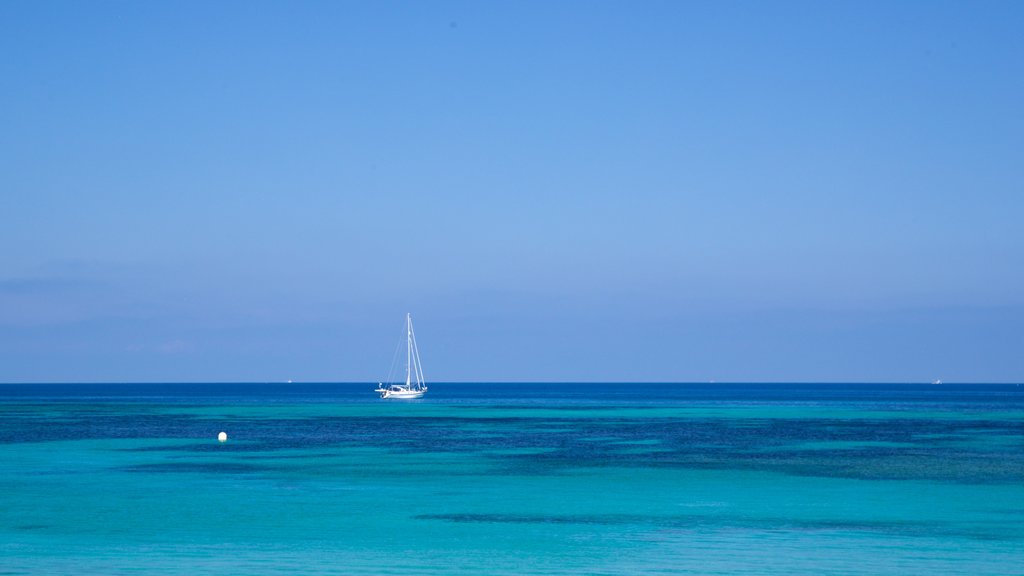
[375,313,428,399]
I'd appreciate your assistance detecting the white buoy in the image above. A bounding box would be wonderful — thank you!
[217,431,228,442]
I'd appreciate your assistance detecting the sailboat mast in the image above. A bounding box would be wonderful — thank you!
[405,313,412,388]
[409,318,425,389]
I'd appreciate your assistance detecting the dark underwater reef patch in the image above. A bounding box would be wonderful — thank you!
[121,461,271,474]
[415,512,931,531]
[467,404,633,411]
[415,513,649,525]
[413,513,1014,541]
[14,524,51,531]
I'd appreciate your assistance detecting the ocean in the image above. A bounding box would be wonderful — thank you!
[1,383,1022,574]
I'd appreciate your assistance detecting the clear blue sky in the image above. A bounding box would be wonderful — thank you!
[1,1,1021,382]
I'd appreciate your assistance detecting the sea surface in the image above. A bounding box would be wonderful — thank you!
[1,383,1023,575]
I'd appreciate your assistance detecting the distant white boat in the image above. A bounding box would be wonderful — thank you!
[932,379,942,385]
[375,313,428,399]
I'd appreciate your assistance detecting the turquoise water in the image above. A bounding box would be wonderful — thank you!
[1,383,1023,574]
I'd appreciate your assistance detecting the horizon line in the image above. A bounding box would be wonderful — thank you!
[1,380,1021,386]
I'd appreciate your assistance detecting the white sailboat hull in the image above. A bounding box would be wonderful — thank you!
[379,387,427,399]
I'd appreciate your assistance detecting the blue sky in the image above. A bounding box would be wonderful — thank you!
[1,1,1022,382]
